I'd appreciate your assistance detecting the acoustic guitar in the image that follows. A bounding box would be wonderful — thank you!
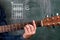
[0,15,60,33]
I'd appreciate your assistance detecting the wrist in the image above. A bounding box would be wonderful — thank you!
[23,34,30,40]
[23,33,33,39]
[23,33,27,39]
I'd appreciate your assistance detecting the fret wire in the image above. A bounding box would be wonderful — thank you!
[1,26,3,32]
[7,25,11,32]
[11,25,13,31]
[10,24,13,31]
[15,24,17,31]
[12,24,14,31]
[11,24,14,31]
[3,25,6,32]
[16,24,18,31]
[11,24,16,32]
[12,24,15,32]
[6,25,9,32]
[4,25,7,32]
[13,24,15,31]
[2,25,5,32]
[2,26,4,32]
[9,25,11,31]
[17,24,19,30]
[10,25,12,31]
[17,24,20,30]
[13,24,16,31]
[10,24,15,32]
[0,26,3,33]
[0,27,1,33]
[14,24,19,31]
[13,23,21,31]
[17,23,21,30]
[3,25,12,32]
[4,25,6,32]
[4,25,8,32]
[16,24,18,30]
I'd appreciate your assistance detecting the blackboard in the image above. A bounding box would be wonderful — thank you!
[0,0,60,40]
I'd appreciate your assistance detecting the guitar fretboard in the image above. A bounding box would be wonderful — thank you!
[0,23,22,33]
[0,21,41,33]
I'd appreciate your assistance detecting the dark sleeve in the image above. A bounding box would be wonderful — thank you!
[0,6,6,19]
[0,6,7,26]
[3,35,25,40]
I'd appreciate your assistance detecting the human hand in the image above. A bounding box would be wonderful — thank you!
[23,20,36,39]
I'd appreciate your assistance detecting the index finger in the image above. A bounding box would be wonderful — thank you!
[33,20,36,30]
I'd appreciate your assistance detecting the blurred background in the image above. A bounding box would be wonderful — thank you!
[0,0,60,40]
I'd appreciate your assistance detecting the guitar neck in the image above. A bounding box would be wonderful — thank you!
[0,21,41,33]
[0,23,22,33]
[1,15,60,33]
